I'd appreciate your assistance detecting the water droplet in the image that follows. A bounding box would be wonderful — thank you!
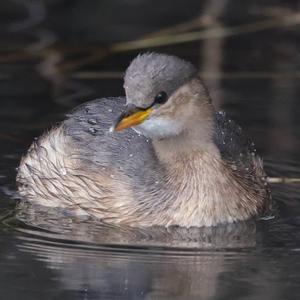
[88,118,97,125]
[108,108,112,112]
[221,131,224,135]
[129,154,133,157]
[110,174,115,178]
[245,167,249,171]
[155,181,159,184]
[260,215,274,221]
[146,139,149,143]
[89,127,97,134]
[251,152,255,156]
[222,141,226,145]
[60,168,67,176]
[251,142,255,146]
[228,119,232,123]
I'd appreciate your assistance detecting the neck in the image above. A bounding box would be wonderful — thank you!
[153,131,220,164]
[152,80,220,163]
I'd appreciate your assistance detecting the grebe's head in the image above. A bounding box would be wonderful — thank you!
[112,53,213,140]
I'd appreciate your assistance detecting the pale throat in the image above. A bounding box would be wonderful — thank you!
[150,77,220,163]
[152,114,220,165]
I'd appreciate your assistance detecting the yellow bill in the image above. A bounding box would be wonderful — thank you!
[114,108,152,131]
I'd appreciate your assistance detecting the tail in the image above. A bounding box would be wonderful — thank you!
[17,126,72,207]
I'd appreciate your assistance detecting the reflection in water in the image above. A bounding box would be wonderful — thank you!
[14,203,257,299]
[18,238,226,299]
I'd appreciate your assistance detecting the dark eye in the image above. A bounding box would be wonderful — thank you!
[154,91,168,105]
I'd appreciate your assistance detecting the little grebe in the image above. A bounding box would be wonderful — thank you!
[17,53,271,227]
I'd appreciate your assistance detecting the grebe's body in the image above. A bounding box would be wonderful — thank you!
[17,53,270,227]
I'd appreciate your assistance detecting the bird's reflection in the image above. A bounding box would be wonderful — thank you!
[15,202,257,299]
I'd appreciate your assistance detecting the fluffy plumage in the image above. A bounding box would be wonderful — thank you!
[17,53,271,227]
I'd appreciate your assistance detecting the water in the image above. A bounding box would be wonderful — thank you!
[1,1,300,299]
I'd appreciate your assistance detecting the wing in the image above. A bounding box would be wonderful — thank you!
[213,111,260,172]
